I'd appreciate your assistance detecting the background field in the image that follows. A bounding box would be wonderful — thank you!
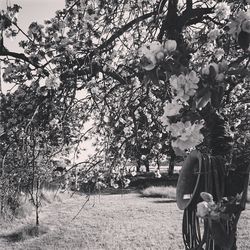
[0,191,249,250]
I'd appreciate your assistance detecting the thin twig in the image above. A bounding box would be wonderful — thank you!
[71,195,90,221]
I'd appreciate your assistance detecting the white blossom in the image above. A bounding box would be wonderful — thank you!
[196,201,210,218]
[214,2,231,20]
[155,169,162,178]
[208,28,222,41]
[139,41,164,70]
[169,71,199,101]
[45,76,61,90]
[163,40,177,53]
[170,120,204,152]
[162,98,183,118]
[214,48,225,60]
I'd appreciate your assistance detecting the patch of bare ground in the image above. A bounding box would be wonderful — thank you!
[0,192,249,250]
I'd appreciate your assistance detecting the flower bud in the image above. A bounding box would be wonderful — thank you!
[164,40,177,53]
[155,51,165,61]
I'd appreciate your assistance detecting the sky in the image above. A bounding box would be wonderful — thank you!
[0,0,96,162]
[0,0,65,51]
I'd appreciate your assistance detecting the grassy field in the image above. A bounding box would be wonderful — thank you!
[0,190,249,250]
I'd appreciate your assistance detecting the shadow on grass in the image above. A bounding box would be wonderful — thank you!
[152,199,176,204]
[0,224,48,242]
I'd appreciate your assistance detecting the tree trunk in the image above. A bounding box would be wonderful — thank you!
[168,145,176,176]
[136,158,141,172]
[35,178,39,226]
[144,160,150,172]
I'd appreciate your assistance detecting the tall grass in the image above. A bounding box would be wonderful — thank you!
[140,186,176,199]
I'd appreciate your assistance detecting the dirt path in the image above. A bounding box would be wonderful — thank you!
[0,193,249,250]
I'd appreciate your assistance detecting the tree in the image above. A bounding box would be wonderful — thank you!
[0,0,250,248]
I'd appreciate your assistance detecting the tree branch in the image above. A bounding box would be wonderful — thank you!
[0,49,49,76]
[180,7,214,27]
[186,0,192,10]
[97,11,157,52]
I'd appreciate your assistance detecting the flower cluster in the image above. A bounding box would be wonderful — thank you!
[202,61,227,81]
[169,71,199,102]
[228,9,250,38]
[161,98,183,118]
[196,192,217,218]
[214,2,231,21]
[196,192,242,221]
[207,28,223,41]
[166,120,204,152]
[139,40,177,71]
[45,76,61,89]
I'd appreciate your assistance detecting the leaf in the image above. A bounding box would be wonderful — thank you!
[195,90,211,110]
[209,65,217,79]
[238,31,250,51]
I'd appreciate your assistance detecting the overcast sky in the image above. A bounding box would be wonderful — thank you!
[0,0,65,51]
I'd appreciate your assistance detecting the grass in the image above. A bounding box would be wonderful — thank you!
[0,189,249,250]
[1,224,48,242]
[140,186,176,199]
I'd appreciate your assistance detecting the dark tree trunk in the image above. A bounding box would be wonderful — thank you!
[168,144,176,176]
[144,160,150,172]
[136,158,141,172]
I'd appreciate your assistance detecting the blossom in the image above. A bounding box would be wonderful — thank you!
[208,28,222,41]
[123,178,131,188]
[49,118,59,127]
[131,171,137,176]
[123,126,133,136]
[45,76,61,89]
[228,10,250,37]
[214,48,224,60]
[196,201,210,218]
[163,40,177,53]
[170,71,199,101]
[214,2,231,20]
[139,41,164,70]
[162,98,183,117]
[140,54,157,71]
[170,120,204,152]
[95,181,107,189]
[155,169,162,178]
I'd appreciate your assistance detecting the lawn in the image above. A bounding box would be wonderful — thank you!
[0,191,249,250]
